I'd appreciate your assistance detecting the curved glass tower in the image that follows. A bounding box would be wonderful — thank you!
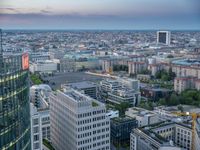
[0,30,31,150]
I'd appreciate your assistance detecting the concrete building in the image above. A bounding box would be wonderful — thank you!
[30,103,50,150]
[101,57,129,73]
[30,84,52,108]
[174,76,200,93]
[157,31,171,45]
[100,78,141,106]
[128,61,147,75]
[125,107,159,127]
[50,88,110,150]
[59,57,76,72]
[130,122,193,150]
[29,52,51,62]
[29,60,58,73]
[62,81,98,99]
[172,59,200,79]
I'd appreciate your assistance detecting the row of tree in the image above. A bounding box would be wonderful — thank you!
[159,89,200,107]
[113,65,128,72]
[155,68,176,81]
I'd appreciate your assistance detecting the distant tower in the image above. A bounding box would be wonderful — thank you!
[157,31,171,45]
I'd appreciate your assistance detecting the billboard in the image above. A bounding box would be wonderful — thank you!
[22,53,29,70]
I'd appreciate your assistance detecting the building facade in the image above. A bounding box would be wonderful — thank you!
[0,52,31,149]
[111,117,137,147]
[50,88,110,150]
[30,103,50,150]
[125,107,159,127]
[157,31,171,45]
[130,122,193,150]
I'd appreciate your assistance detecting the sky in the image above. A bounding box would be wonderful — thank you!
[0,0,200,30]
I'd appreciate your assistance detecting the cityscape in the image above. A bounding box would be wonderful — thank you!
[1,1,200,150]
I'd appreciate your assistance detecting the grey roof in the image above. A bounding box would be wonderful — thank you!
[68,81,96,89]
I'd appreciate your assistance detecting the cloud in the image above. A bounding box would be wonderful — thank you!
[40,9,52,14]
[0,7,21,13]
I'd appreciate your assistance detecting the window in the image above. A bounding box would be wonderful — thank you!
[33,118,39,125]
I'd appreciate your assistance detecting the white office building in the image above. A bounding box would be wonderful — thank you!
[30,103,50,150]
[125,107,159,127]
[50,88,110,150]
[130,122,193,150]
[29,60,58,73]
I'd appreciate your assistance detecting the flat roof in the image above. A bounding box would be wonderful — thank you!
[67,81,96,89]
[172,59,200,66]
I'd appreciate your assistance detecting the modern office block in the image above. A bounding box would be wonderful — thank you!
[50,88,110,150]
[111,117,137,146]
[0,51,31,149]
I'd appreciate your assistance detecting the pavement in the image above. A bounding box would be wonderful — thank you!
[41,72,104,90]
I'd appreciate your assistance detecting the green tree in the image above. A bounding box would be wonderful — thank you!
[168,93,180,106]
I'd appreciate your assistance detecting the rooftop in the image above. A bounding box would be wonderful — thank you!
[66,81,96,89]
[172,59,200,66]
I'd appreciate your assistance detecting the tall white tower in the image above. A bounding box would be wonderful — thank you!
[157,31,171,45]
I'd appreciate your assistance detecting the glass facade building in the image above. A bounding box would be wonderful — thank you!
[0,53,31,150]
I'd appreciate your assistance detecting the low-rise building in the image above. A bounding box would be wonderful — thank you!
[62,81,98,99]
[140,85,172,101]
[130,122,193,150]
[100,78,141,106]
[29,60,58,73]
[125,107,159,127]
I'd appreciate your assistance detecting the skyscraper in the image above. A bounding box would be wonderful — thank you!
[0,29,31,150]
[157,31,171,45]
[50,88,110,150]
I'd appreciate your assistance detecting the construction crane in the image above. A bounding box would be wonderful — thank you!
[108,66,113,74]
[172,111,200,150]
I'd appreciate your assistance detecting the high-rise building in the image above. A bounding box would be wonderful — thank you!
[157,31,171,45]
[0,30,31,150]
[50,88,110,150]
[30,103,50,150]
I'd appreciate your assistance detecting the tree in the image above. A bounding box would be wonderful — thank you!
[168,93,180,106]
[177,105,183,112]
[159,98,166,105]
[115,102,131,116]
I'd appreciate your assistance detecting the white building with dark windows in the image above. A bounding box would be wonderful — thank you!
[30,103,50,150]
[100,77,141,106]
[130,122,193,150]
[50,88,110,150]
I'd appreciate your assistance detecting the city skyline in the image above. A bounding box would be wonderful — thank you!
[1,0,200,30]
